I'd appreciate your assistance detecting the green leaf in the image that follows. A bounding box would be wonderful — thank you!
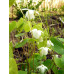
[9,42,13,58]
[58,69,64,74]
[16,18,24,28]
[18,71,27,74]
[15,33,25,37]
[43,59,52,69]
[18,71,35,74]
[50,37,64,55]
[54,56,64,69]
[24,21,32,32]
[29,58,40,71]
[52,64,58,74]
[9,21,16,33]
[9,0,15,7]
[15,38,29,48]
[9,58,18,74]
[32,23,43,31]
[38,40,47,48]
[58,38,64,43]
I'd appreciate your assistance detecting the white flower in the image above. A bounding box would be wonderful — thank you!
[25,10,35,20]
[37,64,48,73]
[25,9,39,20]
[16,0,22,4]
[47,40,54,47]
[39,47,49,56]
[55,55,59,58]
[31,29,42,39]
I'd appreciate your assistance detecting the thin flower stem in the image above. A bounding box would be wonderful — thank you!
[33,41,35,72]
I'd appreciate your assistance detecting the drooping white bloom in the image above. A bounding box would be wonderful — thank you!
[47,40,54,47]
[37,64,48,73]
[39,47,49,56]
[25,9,39,20]
[31,29,42,39]
[25,10,35,20]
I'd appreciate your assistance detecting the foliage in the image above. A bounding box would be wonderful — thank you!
[9,0,15,7]
[9,42,18,74]
[9,1,64,74]
[9,58,18,74]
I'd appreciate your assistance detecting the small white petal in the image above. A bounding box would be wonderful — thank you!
[47,40,54,47]
[37,64,48,73]
[55,55,59,58]
[25,10,35,20]
[31,29,42,39]
[39,47,49,56]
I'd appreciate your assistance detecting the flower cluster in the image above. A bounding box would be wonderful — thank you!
[26,11,54,73]
[31,29,54,57]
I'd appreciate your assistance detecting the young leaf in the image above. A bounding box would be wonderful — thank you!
[15,38,29,48]
[9,0,15,7]
[58,38,64,43]
[16,18,24,28]
[9,58,18,74]
[54,56,64,69]
[23,21,32,32]
[9,21,16,33]
[15,33,25,37]
[50,37,64,55]
[32,23,43,31]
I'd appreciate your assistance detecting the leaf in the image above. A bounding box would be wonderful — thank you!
[52,64,58,74]
[58,69,64,74]
[29,58,40,71]
[15,33,25,37]
[18,71,35,74]
[32,23,43,31]
[58,38,64,43]
[18,71,27,74]
[37,40,47,48]
[9,21,16,33]
[15,38,29,48]
[16,18,24,28]
[54,56,64,69]
[9,0,15,7]
[43,59,52,69]
[43,59,59,74]
[24,21,32,32]
[9,42,13,58]
[50,37,64,55]
[51,63,64,74]
[9,58,18,74]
